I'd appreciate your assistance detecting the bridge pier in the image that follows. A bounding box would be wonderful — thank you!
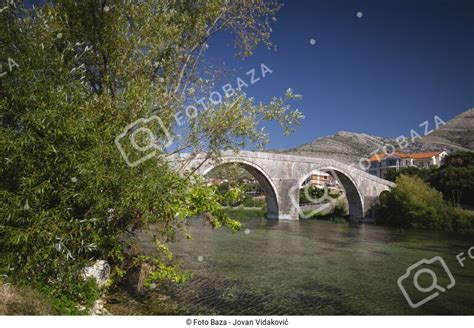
[271,178,300,220]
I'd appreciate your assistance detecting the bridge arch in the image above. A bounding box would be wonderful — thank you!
[201,158,280,220]
[179,150,396,221]
[296,167,364,221]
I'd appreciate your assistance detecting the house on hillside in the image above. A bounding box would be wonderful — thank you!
[367,151,448,179]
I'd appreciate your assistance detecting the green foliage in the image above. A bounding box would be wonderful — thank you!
[0,279,53,315]
[430,151,474,207]
[209,163,264,207]
[46,278,101,315]
[0,0,301,312]
[377,175,474,232]
[137,247,190,287]
[220,207,266,220]
[242,196,255,207]
[299,185,326,204]
[383,166,433,183]
[241,195,266,208]
[377,175,447,229]
[441,151,474,167]
[449,207,474,234]
[383,151,474,207]
[329,191,342,198]
[210,163,266,208]
[333,202,347,217]
[377,162,474,232]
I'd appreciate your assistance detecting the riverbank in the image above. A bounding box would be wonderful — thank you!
[221,207,266,220]
[104,286,182,315]
[0,281,52,315]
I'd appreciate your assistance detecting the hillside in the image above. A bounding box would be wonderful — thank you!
[418,108,474,151]
[280,131,391,164]
[281,108,474,164]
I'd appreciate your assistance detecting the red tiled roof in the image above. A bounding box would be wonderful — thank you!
[368,151,443,162]
[409,151,445,159]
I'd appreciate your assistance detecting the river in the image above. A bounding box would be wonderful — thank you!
[135,217,474,315]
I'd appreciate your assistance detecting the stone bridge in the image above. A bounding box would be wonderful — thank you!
[173,150,395,222]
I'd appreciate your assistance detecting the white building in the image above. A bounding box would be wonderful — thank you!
[367,151,448,179]
[302,171,341,191]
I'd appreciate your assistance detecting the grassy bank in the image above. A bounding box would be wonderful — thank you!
[221,207,267,220]
[0,281,52,315]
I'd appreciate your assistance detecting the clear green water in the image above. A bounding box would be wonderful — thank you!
[145,218,474,315]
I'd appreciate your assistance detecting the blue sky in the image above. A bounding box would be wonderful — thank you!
[205,0,474,150]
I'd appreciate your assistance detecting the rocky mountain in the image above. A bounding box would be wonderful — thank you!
[418,108,474,151]
[280,108,474,164]
[279,131,391,164]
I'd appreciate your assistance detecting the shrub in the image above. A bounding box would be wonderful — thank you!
[448,207,474,234]
[382,152,474,208]
[333,202,347,217]
[383,166,433,183]
[377,175,450,229]
[430,161,474,207]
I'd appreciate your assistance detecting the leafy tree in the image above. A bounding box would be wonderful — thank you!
[0,0,302,311]
[382,151,474,207]
[333,201,347,217]
[430,151,474,207]
[440,151,474,168]
[377,175,449,229]
[383,166,432,183]
[382,168,398,182]
[431,166,474,207]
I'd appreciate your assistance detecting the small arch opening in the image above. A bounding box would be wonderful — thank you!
[204,161,279,220]
[297,168,364,221]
